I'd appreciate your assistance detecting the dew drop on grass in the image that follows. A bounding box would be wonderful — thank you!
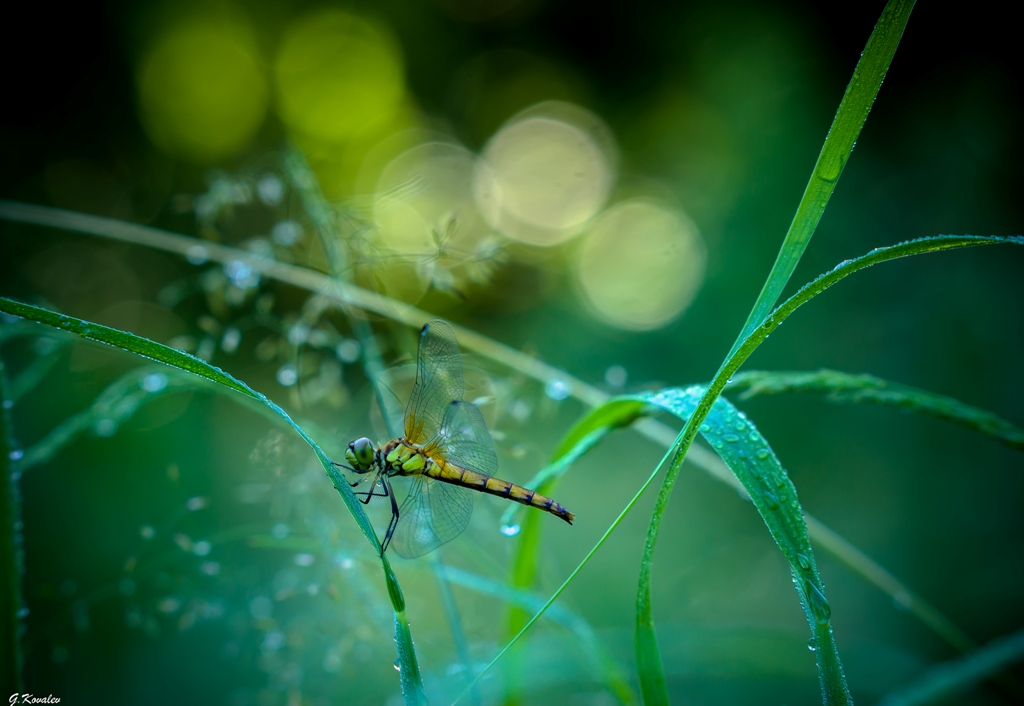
[763,492,780,510]
[756,450,769,460]
[805,580,832,625]
[723,434,739,443]
[394,658,401,671]
[796,553,811,571]
[142,373,168,392]
[500,524,521,537]
[94,419,118,437]
[186,245,210,265]
[807,637,817,652]
[545,378,572,401]
[276,364,298,387]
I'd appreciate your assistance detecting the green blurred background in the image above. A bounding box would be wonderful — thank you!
[1,0,1022,704]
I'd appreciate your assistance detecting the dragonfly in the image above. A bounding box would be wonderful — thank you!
[338,320,575,558]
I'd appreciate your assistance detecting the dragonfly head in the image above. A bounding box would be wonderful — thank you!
[345,437,376,472]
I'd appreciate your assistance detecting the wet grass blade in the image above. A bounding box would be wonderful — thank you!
[636,387,845,704]
[727,370,1024,450]
[644,3,918,696]
[730,0,917,356]
[877,626,1024,706]
[0,356,24,693]
[0,297,426,704]
[636,234,1022,705]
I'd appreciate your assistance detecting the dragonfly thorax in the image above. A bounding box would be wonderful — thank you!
[381,439,433,476]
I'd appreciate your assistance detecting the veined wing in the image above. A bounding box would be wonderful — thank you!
[405,321,464,445]
[391,475,473,559]
[426,399,498,476]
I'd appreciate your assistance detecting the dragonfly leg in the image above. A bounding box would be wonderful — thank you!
[380,475,400,556]
[353,473,389,504]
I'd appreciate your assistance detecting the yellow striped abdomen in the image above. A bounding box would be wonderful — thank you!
[425,462,574,525]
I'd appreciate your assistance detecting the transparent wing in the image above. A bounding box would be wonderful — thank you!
[390,475,474,559]
[405,321,464,445]
[428,400,498,476]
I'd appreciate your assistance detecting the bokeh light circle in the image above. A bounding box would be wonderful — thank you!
[575,200,707,330]
[274,9,405,143]
[475,102,615,246]
[373,142,491,257]
[136,17,268,162]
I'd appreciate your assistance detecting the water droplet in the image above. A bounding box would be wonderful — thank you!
[257,176,284,206]
[221,327,241,353]
[604,365,628,388]
[186,245,209,265]
[94,419,118,437]
[756,450,769,460]
[335,339,361,363]
[141,373,168,393]
[271,523,290,539]
[500,524,521,537]
[276,364,298,387]
[796,553,811,571]
[8,449,23,461]
[790,499,799,509]
[805,580,831,625]
[271,220,303,246]
[763,492,779,510]
[225,260,260,289]
[394,658,401,671]
[545,379,572,401]
[699,424,710,433]
[193,541,212,557]
[723,434,739,443]
[807,637,817,652]
[734,421,746,431]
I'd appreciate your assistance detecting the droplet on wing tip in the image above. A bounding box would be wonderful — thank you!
[499,524,521,537]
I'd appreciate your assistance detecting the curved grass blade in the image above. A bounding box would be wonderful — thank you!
[0,356,24,692]
[727,370,1024,450]
[0,297,426,703]
[285,147,426,704]
[637,234,1023,705]
[634,387,845,705]
[730,0,917,357]
[877,626,1024,706]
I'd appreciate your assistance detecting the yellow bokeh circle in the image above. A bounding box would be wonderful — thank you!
[576,200,707,331]
[136,17,268,162]
[274,9,405,143]
[475,101,615,247]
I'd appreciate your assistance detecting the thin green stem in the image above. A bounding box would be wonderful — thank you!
[0,355,24,694]
[730,0,917,357]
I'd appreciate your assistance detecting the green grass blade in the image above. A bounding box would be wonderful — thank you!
[731,0,917,355]
[637,387,846,704]
[636,235,1022,705]
[727,370,1024,450]
[0,356,24,693]
[0,298,428,702]
[877,626,1024,706]
[284,147,425,703]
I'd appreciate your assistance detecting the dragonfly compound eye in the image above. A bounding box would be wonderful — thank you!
[347,437,375,471]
